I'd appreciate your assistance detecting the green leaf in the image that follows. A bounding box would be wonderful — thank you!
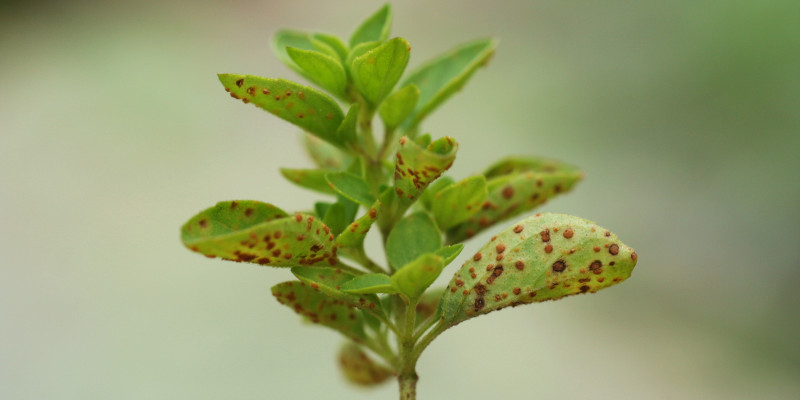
[440,213,638,327]
[280,168,337,195]
[349,4,392,48]
[291,267,383,313]
[346,41,382,72]
[272,30,317,72]
[272,281,367,342]
[385,212,442,271]
[351,37,411,106]
[337,201,380,249]
[314,201,332,219]
[326,171,376,207]
[311,33,349,62]
[400,38,497,129]
[431,175,487,230]
[286,47,348,98]
[391,254,445,301]
[304,134,349,170]
[434,244,464,266]
[182,201,338,267]
[415,133,432,147]
[379,84,420,131]
[393,136,458,203]
[446,156,583,243]
[323,202,349,236]
[418,176,455,210]
[336,103,359,146]
[338,342,393,386]
[219,74,344,145]
[341,273,398,294]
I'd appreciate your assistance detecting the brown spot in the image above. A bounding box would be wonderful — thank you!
[563,229,574,239]
[455,279,464,287]
[496,254,504,261]
[272,249,281,257]
[474,283,487,296]
[463,289,470,295]
[544,244,553,253]
[295,214,303,222]
[502,185,514,199]
[513,225,523,233]
[580,285,590,293]
[473,253,482,261]
[597,277,605,283]
[554,184,562,193]
[578,277,591,283]
[474,297,485,311]
[235,78,244,87]
[283,253,292,259]
[604,231,611,237]
[257,257,270,265]
[325,113,334,119]
[515,260,524,270]
[262,88,270,95]
[609,261,615,266]
[297,91,306,100]
[589,260,603,272]
[631,251,638,261]
[513,288,521,295]
[529,291,537,298]
[450,286,457,293]
[552,260,567,273]
[274,231,282,239]
[198,219,208,228]
[296,234,305,241]
[593,246,601,252]
[493,265,504,277]
[496,244,506,253]
[310,244,323,252]
[609,244,620,255]
[494,294,502,302]
[369,208,377,219]
[471,273,477,278]
[244,208,254,217]
[296,113,304,119]
[246,86,256,96]
[540,229,550,242]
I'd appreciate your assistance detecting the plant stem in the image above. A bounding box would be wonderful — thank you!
[397,298,419,399]
[398,372,418,400]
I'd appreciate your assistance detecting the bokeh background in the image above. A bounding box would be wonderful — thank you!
[2,0,798,398]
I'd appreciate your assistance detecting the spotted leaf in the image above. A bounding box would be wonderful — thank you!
[393,136,458,204]
[291,267,384,315]
[399,38,496,130]
[431,175,487,230]
[218,74,344,146]
[337,201,381,250]
[440,213,638,327]
[349,4,392,48]
[181,201,337,267]
[446,156,583,243]
[271,281,367,342]
[351,37,411,107]
[338,342,393,386]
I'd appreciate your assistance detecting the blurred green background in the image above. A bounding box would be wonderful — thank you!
[2,0,798,398]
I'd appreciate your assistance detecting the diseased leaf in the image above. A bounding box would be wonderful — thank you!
[440,213,638,327]
[304,134,349,170]
[291,267,383,313]
[219,74,344,145]
[286,47,348,98]
[434,244,464,266]
[393,136,458,203]
[391,254,445,301]
[337,201,381,249]
[351,37,411,106]
[338,342,393,386]
[385,212,442,271]
[182,201,338,267]
[446,156,583,242]
[379,84,420,131]
[341,273,398,294]
[326,171,376,207]
[431,175,487,230]
[280,168,337,195]
[400,39,496,129]
[272,281,367,342]
[349,4,392,48]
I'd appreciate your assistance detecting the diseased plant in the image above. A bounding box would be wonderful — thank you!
[180,4,638,399]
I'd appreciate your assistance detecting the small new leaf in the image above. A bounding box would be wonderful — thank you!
[379,84,420,131]
[338,342,394,386]
[219,74,344,146]
[391,253,445,301]
[394,136,458,203]
[385,212,442,271]
[272,281,367,342]
[280,168,337,195]
[286,47,348,98]
[440,213,638,327]
[351,37,411,106]
[303,134,350,170]
[431,175,487,230]
[326,171,376,207]
[349,4,392,48]
[341,273,398,294]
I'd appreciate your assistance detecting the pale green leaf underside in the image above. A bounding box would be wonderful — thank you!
[218,74,344,146]
[431,175,487,230]
[272,281,367,342]
[341,273,398,294]
[182,202,337,267]
[351,37,411,106]
[280,168,337,195]
[303,134,349,170]
[385,212,442,271]
[291,267,384,314]
[440,213,638,327]
[394,136,458,203]
[338,342,393,386]
[400,38,497,129]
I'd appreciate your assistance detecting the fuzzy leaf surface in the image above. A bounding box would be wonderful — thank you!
[385,212,442,271]
[280,168,337,195]
[182,202,337,267]
[291,267,383,313]
[400,39,496,129]
[447,156,583,242]
[393,136,458,203]
[338,342,393,386]
[349,4,392,48]
[440,213,638,327]
[272,281,367,342]
[219,74,344,145]
[431,175,487,230]
[351,37,411,106]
